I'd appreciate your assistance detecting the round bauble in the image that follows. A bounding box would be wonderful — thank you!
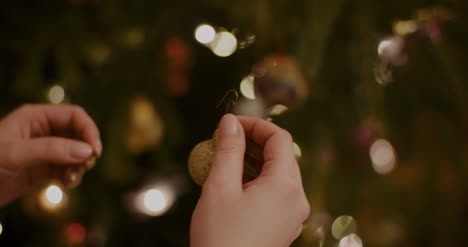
[188,139,215,185]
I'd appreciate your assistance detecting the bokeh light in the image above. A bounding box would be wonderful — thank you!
[233,98,266,118]
[48,85,65,104]
[240,75,256,100]
[124,28,145,47]
[293,142,302,160]
[45,185,63,204]
[210,31,237,57]
[0,222,3,236]
[339,234,363,247]
[331,215,357,240]
[370,139,396,175]
[377,37,406,66]
[65,223,87,245]
[135,187,174,216]
[144,189,167,212]
[194,24,216,44]
[268,104,288,116]
[39,184,66,211]
[393,20,418,36]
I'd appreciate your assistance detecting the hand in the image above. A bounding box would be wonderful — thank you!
[190,114,310,247]
[0,104,102,207]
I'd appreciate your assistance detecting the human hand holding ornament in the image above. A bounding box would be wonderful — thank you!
[190,114,310,247]
[0,104,102,207]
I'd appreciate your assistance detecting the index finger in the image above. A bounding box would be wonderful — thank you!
[22,104,102,156]
[237,116,299,178]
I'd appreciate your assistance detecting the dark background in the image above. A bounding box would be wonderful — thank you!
[0,0,468,246]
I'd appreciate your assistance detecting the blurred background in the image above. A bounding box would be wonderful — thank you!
[0,0,467,246]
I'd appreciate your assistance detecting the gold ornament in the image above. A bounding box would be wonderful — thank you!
[188,139,215,185]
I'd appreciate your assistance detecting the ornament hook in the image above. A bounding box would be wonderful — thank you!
[216,89,239,114]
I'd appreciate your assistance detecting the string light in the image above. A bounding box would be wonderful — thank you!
[48,85,65,104]
[135,187,174,217]
[65,223,87,245]
[39,184,66,211]
[331,215,357,240]
[377,37,406,66]
[210,31,237,57]
[239,75,256,100]
[370,139,396,175]
[339,234,363,247]
[268,104,288,116]
[45,185,63,204]
[393,20,418,36]
[194,24,216,44]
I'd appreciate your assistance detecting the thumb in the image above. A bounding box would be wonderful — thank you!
[11,137,94,167]
[205,114,245,192]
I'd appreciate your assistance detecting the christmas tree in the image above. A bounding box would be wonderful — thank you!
[1,0,468,246]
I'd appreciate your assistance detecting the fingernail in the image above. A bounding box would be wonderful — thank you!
[70,143,93,160]
[219,114,238,135]
[94,140,103,157]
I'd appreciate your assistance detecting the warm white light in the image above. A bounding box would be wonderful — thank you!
[135,187,174,217]
[48,85,65,104]
[210,31,237,57]
[394,20,418,36]
[194,24,216,44]
[339,234,363,247]
[0,222,3,236]
[293,142,302,160]
[268,104,288,116]
[144,189,167,213]
[39,184,66,211]
[46,185,63,205]
[240,75,256,100]
[332,215,357,240]
[370,139,396,175]
[377,37,406,66]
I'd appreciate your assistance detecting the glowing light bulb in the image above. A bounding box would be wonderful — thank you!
[339,234,363,247]
[48,85,65,104]
[240,75,256,100]
[0,222,3,236]
[46,185,63,204]
[194,24,216,44]
[370,139,396,175]
[210,31,237,57]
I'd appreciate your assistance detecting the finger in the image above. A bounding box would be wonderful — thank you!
[245,138,264,165]
[11,137,94,167]
[237,116,298,178]
[289,224,303,244]
[205,114,245,192]
[20,104,102,157]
